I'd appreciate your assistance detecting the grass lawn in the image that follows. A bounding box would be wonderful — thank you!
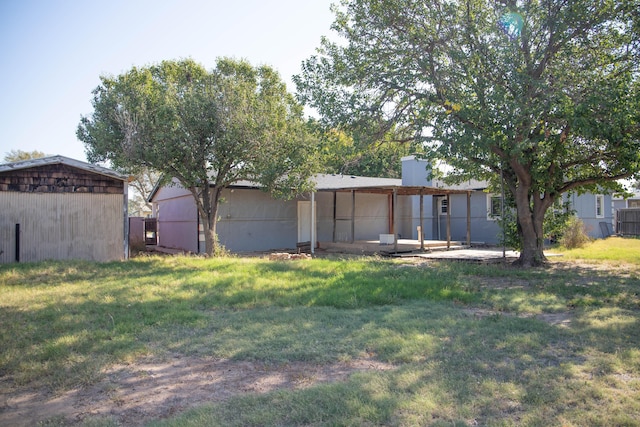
[1,237,639,426]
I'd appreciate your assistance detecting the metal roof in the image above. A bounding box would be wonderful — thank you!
[312,174,470,195]
[149,173,472,202]
[229,174,469,195]
[431,178,488,191]
[312,174,402,190]
[0,155,127,181]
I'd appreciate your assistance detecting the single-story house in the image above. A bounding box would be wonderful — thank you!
[0,155,129,263]
[149,156,614,254]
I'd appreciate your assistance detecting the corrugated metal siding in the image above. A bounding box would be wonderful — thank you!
[216,188,298,252]
[0,192,124,263]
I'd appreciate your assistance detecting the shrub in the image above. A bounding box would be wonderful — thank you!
[560,216,591,249]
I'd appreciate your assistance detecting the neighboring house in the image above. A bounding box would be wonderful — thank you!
[149,156,615,254]
[0,155,129,263]
[613,191,640,210]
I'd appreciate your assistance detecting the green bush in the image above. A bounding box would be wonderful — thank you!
[560,216,591,249]
[496,198,573,251]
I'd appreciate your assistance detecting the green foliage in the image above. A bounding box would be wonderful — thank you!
[78,58,318,255]
[3,149,47,163]
[317,126,425,177]
[295,0,640,265]
[496,195,574,251]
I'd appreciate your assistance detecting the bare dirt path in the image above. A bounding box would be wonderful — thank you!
[0,356,395,426]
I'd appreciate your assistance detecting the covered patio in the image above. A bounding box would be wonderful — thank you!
[309,184,473,254]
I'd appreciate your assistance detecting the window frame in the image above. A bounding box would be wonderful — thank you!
[438,197,449,215]
[595,194,605,218]
[487,194,502,221]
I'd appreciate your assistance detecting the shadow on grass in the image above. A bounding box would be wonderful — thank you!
[1,257,639,426]
[144,302,640,426]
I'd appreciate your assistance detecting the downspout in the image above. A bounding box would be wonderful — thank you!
[393,188,398,253]
[332,191,337,243]
[351,190,355,243]
[388,193,393,234]
[123,180,129,260]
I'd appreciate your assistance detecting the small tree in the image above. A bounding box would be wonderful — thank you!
[128,167,161,216]
[318,126,424,178]
[3,150,46,163]
[79,58,317,256]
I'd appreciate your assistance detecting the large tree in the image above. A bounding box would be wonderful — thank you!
[295,0,640,266]
[79,58,317,256]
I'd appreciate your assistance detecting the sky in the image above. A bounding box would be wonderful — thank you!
[0,0,336,162]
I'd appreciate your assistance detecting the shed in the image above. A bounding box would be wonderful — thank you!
[0,155,128,263]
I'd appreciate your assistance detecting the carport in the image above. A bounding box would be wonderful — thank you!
[311,184,473,254]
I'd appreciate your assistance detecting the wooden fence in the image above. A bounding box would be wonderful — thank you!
[616,208,640,236]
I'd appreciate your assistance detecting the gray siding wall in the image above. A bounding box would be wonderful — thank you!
[217,188,298,252]
[315,192,392,242]
[405,194,436,240]
[0,192,124,263]
[448,192,501,244]
[566,192,614,239]
[406,192,501,244]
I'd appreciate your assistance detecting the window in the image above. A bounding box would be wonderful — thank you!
[596,194,605,218]
[487,194,502,220]
[439,198,448,215]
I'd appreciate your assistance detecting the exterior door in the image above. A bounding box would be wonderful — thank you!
[297,201,315,243]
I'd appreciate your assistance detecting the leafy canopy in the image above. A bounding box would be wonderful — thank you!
[297,0,640,189]
[79,58,317,199]
[79,58,318,255]
[296,0,640,265]
[317,126,425,178]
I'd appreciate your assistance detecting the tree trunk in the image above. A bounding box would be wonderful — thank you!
[201,213,218,257]
[197,185,223,257]
[513,184,547,267]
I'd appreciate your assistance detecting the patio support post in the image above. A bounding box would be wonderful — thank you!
[311,192,316,254]
[420,191,425,251]
[351,190,355,243]
[446,193,451,249]
[466,191,471,246]
[388,194,393,234]
[393,188,398,253]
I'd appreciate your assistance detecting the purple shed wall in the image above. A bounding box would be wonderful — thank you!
[154,185,199,253]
